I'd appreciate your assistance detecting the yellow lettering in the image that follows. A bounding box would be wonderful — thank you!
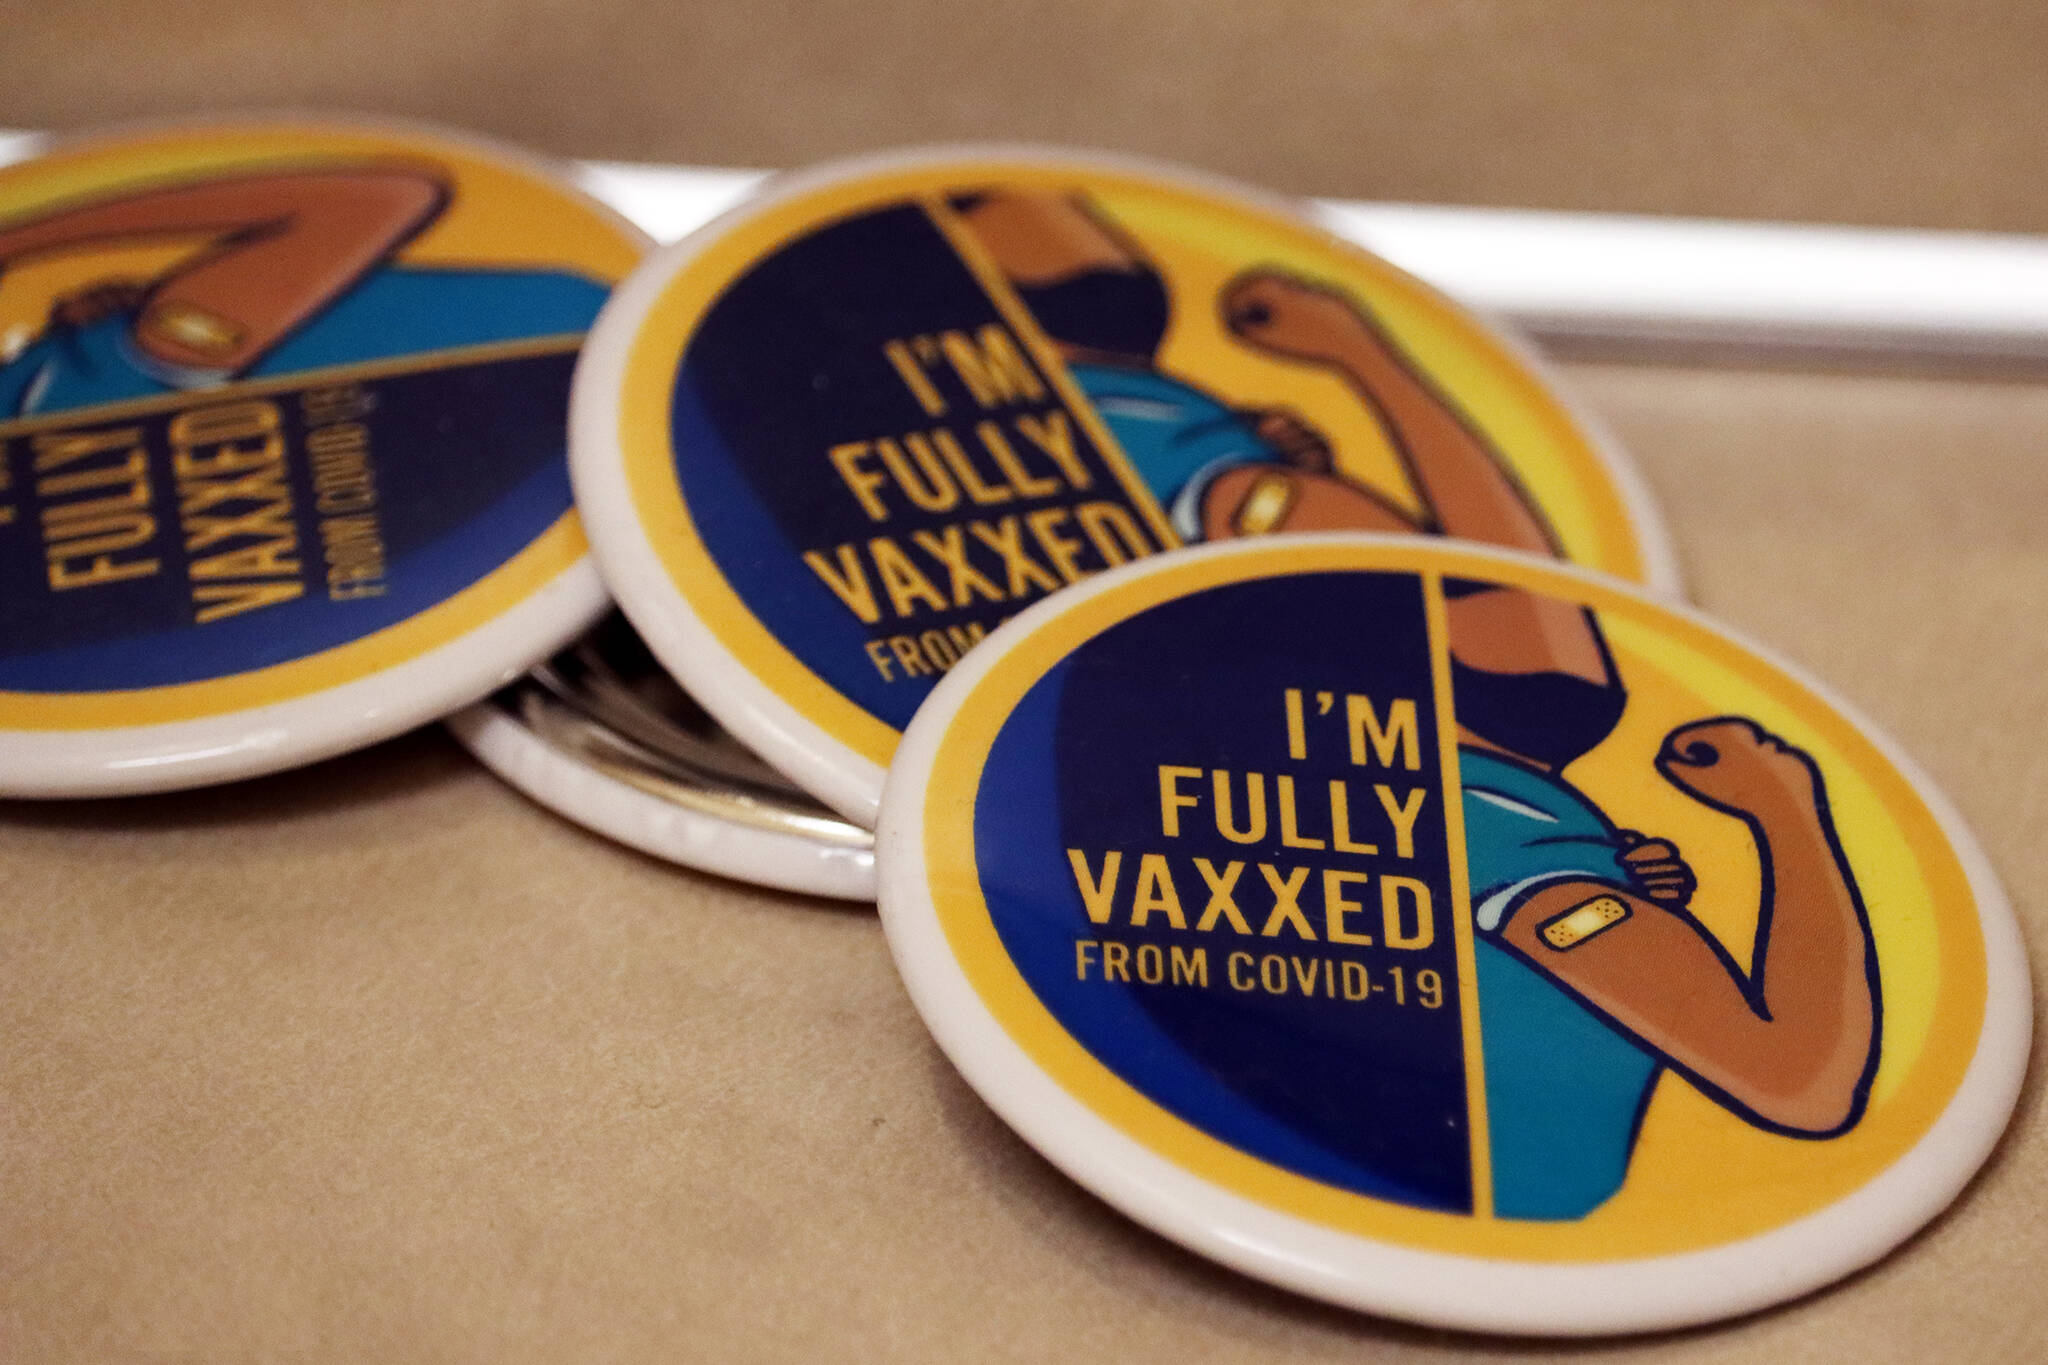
[930,427,1012,507]
[31,425,144,473]
[187,539,300,581]
[171,434,278,481]
[1131,853,1187,929]
[909,525,1005,607]
[804,545,881,623]
[180,497,294,556]
[1075,500,1156,565]
[941,325,1046,409]
[192,578,304,624]
[1024,506,1087,583]
[1193,859,1252,934]
[1014,411,1090,488]
[828,442,891,521]
[167,399,278,448]
[1381,875,1435,950]
[1158,765,1201,837]
[1067,849,1122,925]
[1277,775,1324,850]
[889,636,931,676]
[1227,951,1255,991]
[1322,869,1375,945]
[1347,695,1421,770]
[1257,864,1316,940]
[320,514,386,596]
[43,510,156,552]
[968,517,1061,596]
[1328,780,1379,856]
[1284,688,1307,760]
[49,549,159,590]
[37,448,149,497]
[869,537,948,617]
[1213,769,1267,844]
[1375,784,1428,858]
[975,419,1059,498]
[40,486,150,529]
[874,435,959,514]
[883,339,948,417]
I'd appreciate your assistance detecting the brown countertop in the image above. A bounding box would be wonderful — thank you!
[3,5,2044,1358]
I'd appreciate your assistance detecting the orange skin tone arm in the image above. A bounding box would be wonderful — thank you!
[0,165,450,375]
[955,195,1605,683]
[953,193,1558,556]
[1218,270,1614,689]
[1220,273,1880,1130]
[1495,718,1880,1135]
[958,194,1879,1133]
[1221,270,1558,556]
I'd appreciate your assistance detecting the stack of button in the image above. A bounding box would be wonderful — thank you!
[0,126,2026,1336]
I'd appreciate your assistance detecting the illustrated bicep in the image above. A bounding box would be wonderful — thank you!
[135,170,448,373]
[1491,878,1780,1093]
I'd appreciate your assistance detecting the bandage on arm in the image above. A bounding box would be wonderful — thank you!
[1492,783,1877,1137]
[0,166,449,375]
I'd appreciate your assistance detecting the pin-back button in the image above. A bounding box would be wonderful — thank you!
[569,146,1677,829]
[447,612,875,900]
[875,533,2027,1334]
[0,115,650,796]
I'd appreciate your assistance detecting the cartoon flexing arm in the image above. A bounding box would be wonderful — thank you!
[952,191,1368,473]
[0,166,450,375]
[1215,269,1641,717]
[1221,271,1559,557]
[1496,718,1881,1135]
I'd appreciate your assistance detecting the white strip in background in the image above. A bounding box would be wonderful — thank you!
[578,158,2048,363]
[7,131,2047,362]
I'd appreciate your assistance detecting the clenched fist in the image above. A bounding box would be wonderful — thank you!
[1221,269,1386,366]
[1656,717,1824,817]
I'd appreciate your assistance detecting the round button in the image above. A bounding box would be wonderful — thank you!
[876,533,2027,1334]
[449,613,875,901]
[0,115,649,795]
[570,146,1676,827]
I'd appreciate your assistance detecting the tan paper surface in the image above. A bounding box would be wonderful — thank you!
[2,4,2045,1358]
